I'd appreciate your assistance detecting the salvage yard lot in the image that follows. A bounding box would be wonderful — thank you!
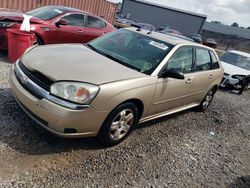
[0,51,249,187]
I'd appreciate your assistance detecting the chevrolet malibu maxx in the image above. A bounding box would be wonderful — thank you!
[10,28,224,146]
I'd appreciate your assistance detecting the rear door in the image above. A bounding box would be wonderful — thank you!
[48,13,86,44]
[189,47,215,103]
[83,15,107,43]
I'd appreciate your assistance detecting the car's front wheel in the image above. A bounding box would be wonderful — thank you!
[98,102,139,146]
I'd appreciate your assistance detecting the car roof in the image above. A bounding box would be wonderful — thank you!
[229,50,250,58]
[125,27,207,47]
[44,5,95,16]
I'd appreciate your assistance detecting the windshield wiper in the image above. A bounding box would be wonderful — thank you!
[86,44,141,72]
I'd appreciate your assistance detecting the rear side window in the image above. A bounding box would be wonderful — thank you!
[167,47,193,74]
[195,48,212,71]
[87,16,106,28]
[210,51,220,69]
[61,14,85,27]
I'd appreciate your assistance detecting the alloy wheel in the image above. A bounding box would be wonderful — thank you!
[109,109,134,141]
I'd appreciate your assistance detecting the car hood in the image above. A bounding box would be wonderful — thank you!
[21,44,146,85]
[0,10,44,24]
[221,61,250,75]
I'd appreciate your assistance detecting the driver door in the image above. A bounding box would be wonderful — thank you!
[48,14,86,44]
[149,46,195,115]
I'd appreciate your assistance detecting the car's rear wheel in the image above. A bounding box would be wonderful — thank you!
[197,88,216,112]
[98,102,139,146]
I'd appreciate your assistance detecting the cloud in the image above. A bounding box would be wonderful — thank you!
[139,0,250,27]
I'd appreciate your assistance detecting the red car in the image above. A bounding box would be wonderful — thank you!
[0,6,115,50]
[203,38,218,48]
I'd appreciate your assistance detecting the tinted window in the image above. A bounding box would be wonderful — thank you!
[27,6,68,20]
[220,52,250,71]
[61,14,85,27]
[87,16,106,28]
[210,51,220,69]
[167,47,193,74]
[195,48,211,71]
[88,29,173,75]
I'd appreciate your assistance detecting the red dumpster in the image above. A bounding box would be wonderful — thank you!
[7,29,37,63]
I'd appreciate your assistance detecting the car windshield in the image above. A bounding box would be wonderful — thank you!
[26,6,68,20]
[192,34,201,38]
[87,29,173,75]
[220,52,250,71]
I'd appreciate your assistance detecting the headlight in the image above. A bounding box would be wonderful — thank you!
[0,21,15,28]
[50,82,99,105]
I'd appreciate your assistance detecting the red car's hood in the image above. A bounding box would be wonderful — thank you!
[0,10,44,24]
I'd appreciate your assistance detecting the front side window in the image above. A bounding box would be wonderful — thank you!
[167,47,193,74]
[195,48,212,71]
[87,16,106,28]
[88,29,173,75]
[60,14,85,27]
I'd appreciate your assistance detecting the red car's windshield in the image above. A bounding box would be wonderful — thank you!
[26,6,70,20]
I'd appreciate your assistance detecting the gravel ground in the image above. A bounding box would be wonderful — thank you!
[0,51,249,187]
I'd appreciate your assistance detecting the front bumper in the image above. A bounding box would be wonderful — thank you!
[9,63,109,138]
[220,74,250,90]
[220,74,239,88]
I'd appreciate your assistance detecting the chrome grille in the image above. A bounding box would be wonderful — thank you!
[18,61,54,91]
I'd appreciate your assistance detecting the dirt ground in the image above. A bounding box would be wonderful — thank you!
[0,51,249,187]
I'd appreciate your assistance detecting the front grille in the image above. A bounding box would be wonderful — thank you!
[19,61,54,91]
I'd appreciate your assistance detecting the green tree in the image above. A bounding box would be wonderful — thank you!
[231,22,239,27]
[211,21,222,24]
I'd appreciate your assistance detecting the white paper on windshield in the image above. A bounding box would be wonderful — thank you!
[20,14,32,32]
[149,41,169,50]
[54,9,63,14]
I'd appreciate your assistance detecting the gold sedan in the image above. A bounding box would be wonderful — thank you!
[10,28,224,146]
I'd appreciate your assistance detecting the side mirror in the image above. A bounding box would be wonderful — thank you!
[55,19,68,27]
[159,69,185,79]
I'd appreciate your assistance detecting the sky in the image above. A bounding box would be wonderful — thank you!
[114,0,250,27]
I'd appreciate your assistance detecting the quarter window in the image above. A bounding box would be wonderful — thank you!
[195,48,212,71]
[210,51,220,69]
[87,16,106,28]
[167,47,193,74]
[60,14,85,27]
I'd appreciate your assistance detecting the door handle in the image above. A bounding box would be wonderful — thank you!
[208,74,213,79]
[78,30,83,32]
[186,78,192,84]
[102,32,107,35]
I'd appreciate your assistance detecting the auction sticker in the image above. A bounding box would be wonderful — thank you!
[54,9,63,14]
[149,41,169,50]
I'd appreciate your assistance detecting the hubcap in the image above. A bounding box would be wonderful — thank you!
[202,91,213,109]
[110,109,134,141]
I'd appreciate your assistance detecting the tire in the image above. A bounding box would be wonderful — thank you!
[243,83,250,91]
[197,88,216,112]
[36,36,43,45]
[98,102,139,147]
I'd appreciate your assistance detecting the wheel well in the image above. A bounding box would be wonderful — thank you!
[212,85,218,92]
[34,33,44,45]
[121,99,144,119]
